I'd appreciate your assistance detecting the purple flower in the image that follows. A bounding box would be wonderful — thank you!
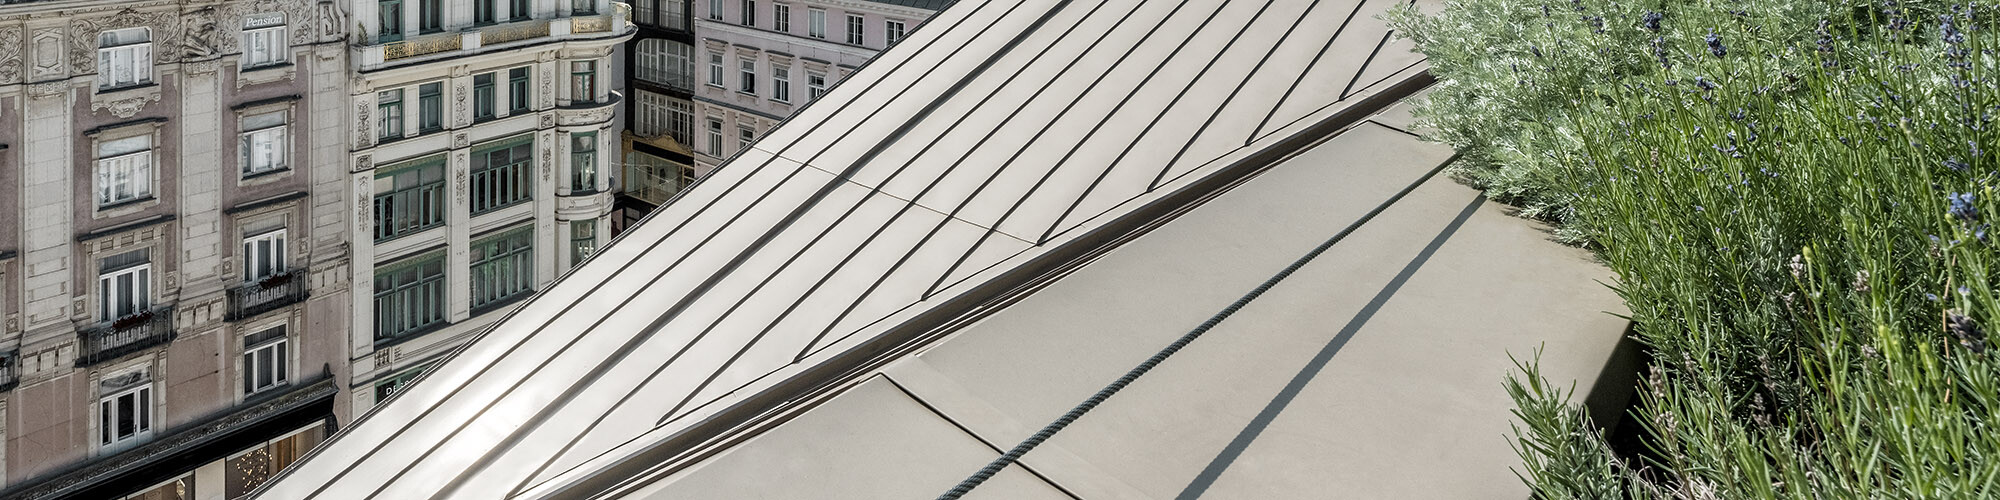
[1642,11,1663,32]
[1706,31,1727,57]
[1694,76,1717,91]
[1946,158,1970,172]
[1950,192,1979,221]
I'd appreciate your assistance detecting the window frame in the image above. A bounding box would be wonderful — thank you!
[570,219,597,267]
[242,325,290,396]
[570,132,598,192]
[241,14,289,68]
[469,224,536,312]
[372,155,449,242]
[737,58,756,95]
[380,0,405,41]
[98,383,153,447]
[772,3,790,32]
[845,14,864,45]
[886,19,905,44]
[98,255,152,322]
[740,0,754,26]
[242,228,289,282]
[705,118,723,155]
[707,52,725,87]
[508,67,532,113]
[807,8,825,38]
[373,249,449,341]
[771,65,790,103]
[96,27,154,90]
[240,109,290,177]
[95,134,156,208]
[378,89,406,140]
[470,134,536,214]
[474,72,497,121]
[808,73,826,101]
[418,82,444,133]
[570,60,597,104]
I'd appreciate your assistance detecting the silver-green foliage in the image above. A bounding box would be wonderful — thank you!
[1394,0,2000,496]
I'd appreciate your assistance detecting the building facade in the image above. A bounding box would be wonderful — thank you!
[344,0,636,413]
[0,0,353,498]
[689,0,948,172]
[614,0,696,233]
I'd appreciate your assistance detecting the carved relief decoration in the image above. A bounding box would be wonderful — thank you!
[71,8,181,75]
[454,83,467,125]
[355,178,371,224]
[182,6,220,60]
[356,101,372,148]
[452,132,468,149]
[540,66,554,108]
[31,28,65,81]
[540,143,552,182]
[557,107,614,126]
[539,113,555,129]
[26,81,66,99]
[0,27,22,84]
[93,92,160,118]
[454,162,468,204]
[318,1,348,42]
[355,154,372,172]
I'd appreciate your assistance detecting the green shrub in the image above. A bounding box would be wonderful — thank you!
[1392,0,2000,496]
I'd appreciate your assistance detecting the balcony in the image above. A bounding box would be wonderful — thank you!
[359,4,634,70]
[228,269,311,322]
[77,306,177,367]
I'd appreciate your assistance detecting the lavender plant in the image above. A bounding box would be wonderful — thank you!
[1393,0,2000,496]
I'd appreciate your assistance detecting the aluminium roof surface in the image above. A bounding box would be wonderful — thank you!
[258,0,1435,497]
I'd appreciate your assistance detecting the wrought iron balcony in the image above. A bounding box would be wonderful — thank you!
[228,269,311,322]
[77,306,177,367]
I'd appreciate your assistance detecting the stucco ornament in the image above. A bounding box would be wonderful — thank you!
[72,8,181,74]
[183,6,220,60]
[356,101,372,147]
[0,27,22,84]
[94,92,161,118]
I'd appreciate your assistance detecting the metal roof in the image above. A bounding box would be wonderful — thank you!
[257,0,1444,497]
[868,0,959,12]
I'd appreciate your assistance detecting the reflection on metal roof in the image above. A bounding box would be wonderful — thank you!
[257,0,1437,497]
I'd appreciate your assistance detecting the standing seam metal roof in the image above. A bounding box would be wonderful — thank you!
[257,0,1424,497]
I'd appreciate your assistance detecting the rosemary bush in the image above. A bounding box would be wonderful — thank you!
[1391,0,2000,496]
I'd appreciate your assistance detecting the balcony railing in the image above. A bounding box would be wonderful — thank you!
[382,32,463,61]
[228,269,311,322]
[360,5,632,70]
[482,18,552,45]
[621,151,694,206]
[77,306,177,367]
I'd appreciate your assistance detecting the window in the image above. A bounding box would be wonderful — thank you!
[573,0,595,14]
[476,0,497,24]
[771,65,790,103]
[471,135,534,214]
[808,8,825,38]
[571,132,598,192]
[243,229,288,281]
[374,250,447,340]
[124,474,192,500]
[738,125,755,151]
[571,219,597,267]
[738,58,755,94]
[707,0,721,20]
[669,99,694,145]
[886,19,905,43]
[97,28,153,90]
[707,52,724,87]
[420,0,443,33]
[372,156,447,241]
[773,3,790,32]
[99,250,151,322]
[240,110,288,176]
[571,60,596,103]
[418,82,443,132]
[378,89,405,140]
[846,14,863,44]
[706,118,723,155]
[474,73,496,120]
[96,135,154,207]
[635,90,670,138]
[637,0,656,23]
[380,0,404,40]
[471,225,535,310]
[662,0,688,30]
[223,425,324,498]
[511,0,530,21]
[99,383,151,446]
[509,67,531,113]
[808,73,826,100]
[636,39,694,89]
[242,14,288,68]
[740,0,755,26]
[242,326,289,395]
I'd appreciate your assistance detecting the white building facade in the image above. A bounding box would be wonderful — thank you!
[344,0,635,411]
[689,0,947,173]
